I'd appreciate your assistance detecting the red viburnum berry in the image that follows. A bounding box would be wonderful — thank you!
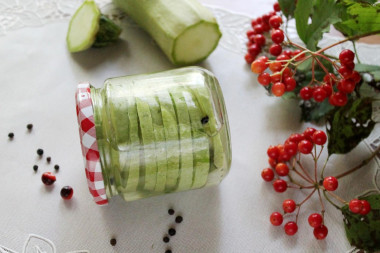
[284,222,298,236]
[298,140,313,154]
[314,225,328,240]
[300,87,314,100]
[271,29,284,44]
[359,200,371,215]
[349,199,363,213]
[308,213,323,228]
[261,168,275,182]
[323,176,338,191]
[273,179,287,193]
[282,199,296,213]
[269,44,283,56]
[339,49,355,65]
[275,163,289,176]
[270,212,283,226]
[312,130,327,145]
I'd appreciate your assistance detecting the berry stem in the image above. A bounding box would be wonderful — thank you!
[334,144,380,179]
[295,157,315,183]
[288,174,315,189]
[317,188,326,220]
[320,156,330,179]
[326,190,347,204]
[316,30,380,54]
[352,41,361,64]
[314,56,330,75]
[323,190,341,210]
[296,188,317,223]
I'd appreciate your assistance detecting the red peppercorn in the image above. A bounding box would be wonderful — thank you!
[41,172,56,185]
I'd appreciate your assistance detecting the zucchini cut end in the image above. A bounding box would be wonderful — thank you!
[66,0,101,53]
[173,21,222,65]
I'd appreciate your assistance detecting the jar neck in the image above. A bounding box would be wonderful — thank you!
[90,86,118,199]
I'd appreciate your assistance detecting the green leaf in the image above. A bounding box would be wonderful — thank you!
[334,0,380,36]
[300,99,334,122]
[278,0,297,18]
[294,0,341,50]
[355,63,380,73]
[326,98,375,155]
[342,194,380,252]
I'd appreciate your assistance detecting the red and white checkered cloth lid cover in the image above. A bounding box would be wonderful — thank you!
[75,82,108,205]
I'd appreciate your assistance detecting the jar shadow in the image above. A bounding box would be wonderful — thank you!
[99,186,222,252]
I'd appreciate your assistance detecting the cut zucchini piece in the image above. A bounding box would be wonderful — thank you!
[113,0,222,65]
[136,97,157,191]
[144,96,168,192]
[67,0,121,52]
[183,91,210,189]
[191,86,225,169]
[125,95,140,193]
[157,91,180,191]
[169,88,194,191]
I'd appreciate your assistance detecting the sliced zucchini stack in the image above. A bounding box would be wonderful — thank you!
[66,0,121,53]
[103,80,227,200]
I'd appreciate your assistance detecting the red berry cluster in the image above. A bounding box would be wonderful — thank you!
[348,198,371,215]
[261,127,371,239]
[301,49,361,107]
[244,2,283,64]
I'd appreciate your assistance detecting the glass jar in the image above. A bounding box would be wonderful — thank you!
[76,67,231,205]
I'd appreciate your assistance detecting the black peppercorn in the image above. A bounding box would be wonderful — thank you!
[26,124,33,130]
[37,149,44,156]
[110,238,117,246]
[175,216,183,223]
[168,208,175,215]
[168,228,176,236]
[46,157,51,163]
[8,133,14,139]
[163,236,170,243]
[201,116,209,124]
[54,164,59,170]
[33,165,38,172]
[165,250,172,253]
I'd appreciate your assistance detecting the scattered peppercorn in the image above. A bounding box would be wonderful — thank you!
[168,228,176,236]
[168,209,175,215]
[33,165,38,172]
[165,250,172,253]
[41,172,56,185]
[175,216,183,224]
[26,124,33,130]
[37,149,44,156]
[110,238,117,246]
[163,236,170,243]
[60,186,74,200]
[54,164,59,170]
[8,133,14,139]
[46,157,51,163]
[201,116,209,124]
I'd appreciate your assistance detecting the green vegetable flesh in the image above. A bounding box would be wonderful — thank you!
[183,91,210,189]
[157,91,180,191]
[170,88,194,191]
[140,95,168,192]
[190,86,225,169]
[124,95,140,193]
[66,0,100,52]
[136,97,157,191]
[113,0,222,65]
[67,1,121,52]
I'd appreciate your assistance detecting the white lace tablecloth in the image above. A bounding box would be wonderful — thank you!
[1,0,379,252]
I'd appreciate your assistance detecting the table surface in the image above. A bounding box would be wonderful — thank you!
[1,0,380,252]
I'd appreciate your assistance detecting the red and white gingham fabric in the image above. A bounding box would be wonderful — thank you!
[75,82,108,205]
